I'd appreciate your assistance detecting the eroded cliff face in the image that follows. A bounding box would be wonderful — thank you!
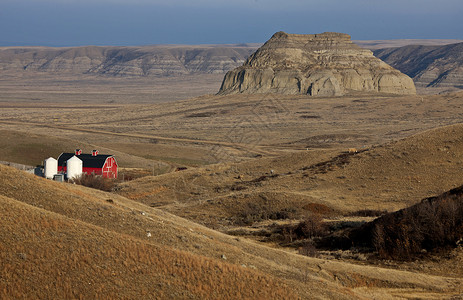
[374,42,463,89]
[0,45,257,77]
[218,32,416,96]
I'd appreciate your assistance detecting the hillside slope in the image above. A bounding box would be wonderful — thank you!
[0,194,296,299]
[0,164,321,299]
[0,129,173,171]
[374,42,463,89]
[1,165,462,298]
[117,123,463,224]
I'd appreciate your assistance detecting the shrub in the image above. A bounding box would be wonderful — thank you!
[298,241,318,257]
[302,203,335,216]
[280,214,328,243]
[236,202,296,226]
[294,214,328,239]
[70,173,116,192]
[314,185,463,261]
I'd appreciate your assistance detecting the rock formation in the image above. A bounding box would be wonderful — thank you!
[218,32,416,96]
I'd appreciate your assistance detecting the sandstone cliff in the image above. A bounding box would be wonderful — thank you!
[0,45,257,77]
[374,42,463,89]
[218,32,416,96]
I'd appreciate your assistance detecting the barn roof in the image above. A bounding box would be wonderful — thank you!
[58,153,113,169]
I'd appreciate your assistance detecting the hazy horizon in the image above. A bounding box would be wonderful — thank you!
[1,0,462,47]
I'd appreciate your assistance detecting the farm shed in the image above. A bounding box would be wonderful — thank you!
[58,149,118,179]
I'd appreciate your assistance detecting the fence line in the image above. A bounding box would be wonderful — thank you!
[0,161,35,171]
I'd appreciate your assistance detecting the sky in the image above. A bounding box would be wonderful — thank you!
[1,0,462,46]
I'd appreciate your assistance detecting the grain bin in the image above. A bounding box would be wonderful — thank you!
[43,157,58,179]
[66,155,83,180]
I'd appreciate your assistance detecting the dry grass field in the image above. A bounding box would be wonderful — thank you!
[116,123,463,219]
[0,165,299,299]
[1,71,463,298]
[0,72,224,103]
[2,87,463,166]
[2,164,463,299]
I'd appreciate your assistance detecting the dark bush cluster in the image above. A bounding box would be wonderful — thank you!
[280,214,329,244]
[70,173,116,192]
[312,186,463,261]
[371,194,463,260]
[301,150,366,174]
[294,214,328,239]
[237,202,296,225]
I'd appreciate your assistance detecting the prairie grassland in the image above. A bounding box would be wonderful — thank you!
[2,164,463,299]
[2,88,463,168]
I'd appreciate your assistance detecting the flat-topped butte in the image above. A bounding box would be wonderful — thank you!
[218,31,416,96]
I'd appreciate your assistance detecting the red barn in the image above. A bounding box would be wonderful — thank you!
[58,149,118,179]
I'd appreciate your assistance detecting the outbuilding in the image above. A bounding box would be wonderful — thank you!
[57,149,118,179]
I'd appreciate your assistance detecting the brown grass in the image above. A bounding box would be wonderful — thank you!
[0,195,295,299]
[115,122,463,232]
[0,164,351,299]
[302,203,336,215]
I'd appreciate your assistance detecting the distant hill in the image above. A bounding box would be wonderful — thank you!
[374,43,463,89]
[354,39,463,50]
[0,45,257,77]
[2,40,461,91]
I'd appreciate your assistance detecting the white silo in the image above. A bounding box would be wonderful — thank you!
[43,157,58,179]
[66,155,83,180]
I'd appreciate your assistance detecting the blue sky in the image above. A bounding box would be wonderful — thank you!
[1,0,462,46]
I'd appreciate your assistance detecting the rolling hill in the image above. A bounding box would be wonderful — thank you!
[116,123,463,226]
[1,163,462,298]
[0,194,295,299]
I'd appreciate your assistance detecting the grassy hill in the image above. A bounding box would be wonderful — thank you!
[0,164,299,299]
[1,164,462,298]
[0,129,172,173]
[116,123,463,229]
[0,194,296,299]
